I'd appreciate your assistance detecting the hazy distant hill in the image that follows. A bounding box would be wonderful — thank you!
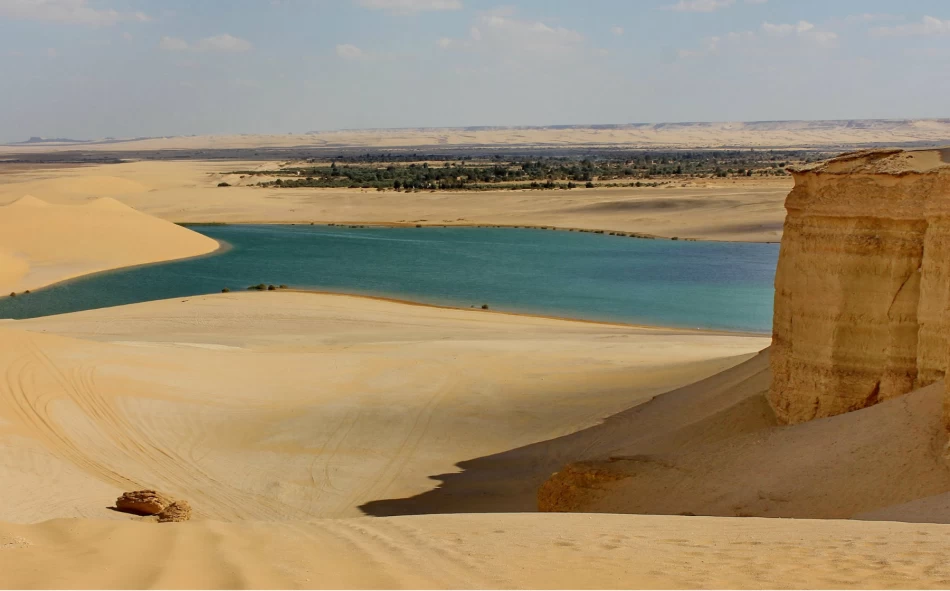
[5,119,950,152]
[15,136,90,144]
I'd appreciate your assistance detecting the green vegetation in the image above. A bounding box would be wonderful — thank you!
[229,149,826,192]
[247,283,288,291]
[217,182,231,187]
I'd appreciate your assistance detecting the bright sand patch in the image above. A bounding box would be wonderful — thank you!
[0,292,767,523]
[7,293,950,588]
[0,160,791,242]
[0,195,219,294]
[3,513,950,589]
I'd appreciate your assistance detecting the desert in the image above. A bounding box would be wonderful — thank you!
[4,0,950,588]
[4,146,950,589]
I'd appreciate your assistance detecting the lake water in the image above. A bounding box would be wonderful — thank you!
[0,225,779,332]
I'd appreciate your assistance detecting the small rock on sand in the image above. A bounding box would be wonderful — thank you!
[115,490,172,515]
[157,500,192,523]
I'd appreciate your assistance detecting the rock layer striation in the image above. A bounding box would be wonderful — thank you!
[769,148,950,424]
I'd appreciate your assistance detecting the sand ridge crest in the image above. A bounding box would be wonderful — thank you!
[4,195,50,208]
[0,193,218,294]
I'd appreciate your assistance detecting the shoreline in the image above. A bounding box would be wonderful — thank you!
[2,234,771,336]
[283,288,770,337]
[2,273,769,337]
[180,220,784,244]
[2,239,231,299]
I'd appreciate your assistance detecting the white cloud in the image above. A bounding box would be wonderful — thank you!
[610,26,624,36]
[122,31,132,41]
[745,0,767,4]
[762,20,814,36]
[471,13,583,56]
[355,0,462,14]
[160,34,252,53]
[679,19,837,58]
[438,11,585,58]
[159,36,189,51]
[195,34,252,52]
[0,0,149,26]
[679,31,751,57]
[871,16,950,37]
[761,20,837,46]
[437,7,595,64]
[336,43,364,59]
[231,78,261,89]
[662,0,734,13]
[845,13,902,23]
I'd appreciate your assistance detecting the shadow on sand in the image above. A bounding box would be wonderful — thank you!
[359,349,772,517]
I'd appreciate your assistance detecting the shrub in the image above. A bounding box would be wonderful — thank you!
[279,284,288,289]
[267,284,276,291]
[9,292,14,297]
[248,283,266,291]
[585,181,594,188]
[481,304,489,310]
[221,287,230,293]
[217,182,230,187]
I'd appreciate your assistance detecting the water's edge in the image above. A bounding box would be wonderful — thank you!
[0,225,778,332]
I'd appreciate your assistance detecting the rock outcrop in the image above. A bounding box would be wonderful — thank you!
[157,500,192,523]
[115,490,173,515]
[115,490,191,522]
[769,148,950,424]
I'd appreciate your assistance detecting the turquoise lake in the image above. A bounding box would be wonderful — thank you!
[0,225,779,332]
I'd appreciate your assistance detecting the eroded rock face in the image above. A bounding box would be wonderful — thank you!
[115,490,192,522]
[115,490,173,515]
[769,148,950,424]
[157,500,192,523]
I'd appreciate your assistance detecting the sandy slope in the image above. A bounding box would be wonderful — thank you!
[8,294,950,588]
[0,160,790,242]
[4,513,950,589]
[0,292,767,523]
[0,196,218,294]
[536,351,950,520]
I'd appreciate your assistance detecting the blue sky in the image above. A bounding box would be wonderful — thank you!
[0,0,948,141]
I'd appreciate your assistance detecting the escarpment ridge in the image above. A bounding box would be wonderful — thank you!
[769,148,950,424]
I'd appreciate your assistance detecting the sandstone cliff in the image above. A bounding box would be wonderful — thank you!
[769,148,950,424]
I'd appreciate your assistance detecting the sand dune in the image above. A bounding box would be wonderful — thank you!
[0,196,218,294]
[536,351,950,519]
[4,513,950,589]
[0,160,791,242]
[6,293,950,588]
[5,149,950,588]
[0,292,767,523]
[365,347,774,516]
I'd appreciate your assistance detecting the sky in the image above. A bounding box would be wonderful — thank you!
[0,0,948,141]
